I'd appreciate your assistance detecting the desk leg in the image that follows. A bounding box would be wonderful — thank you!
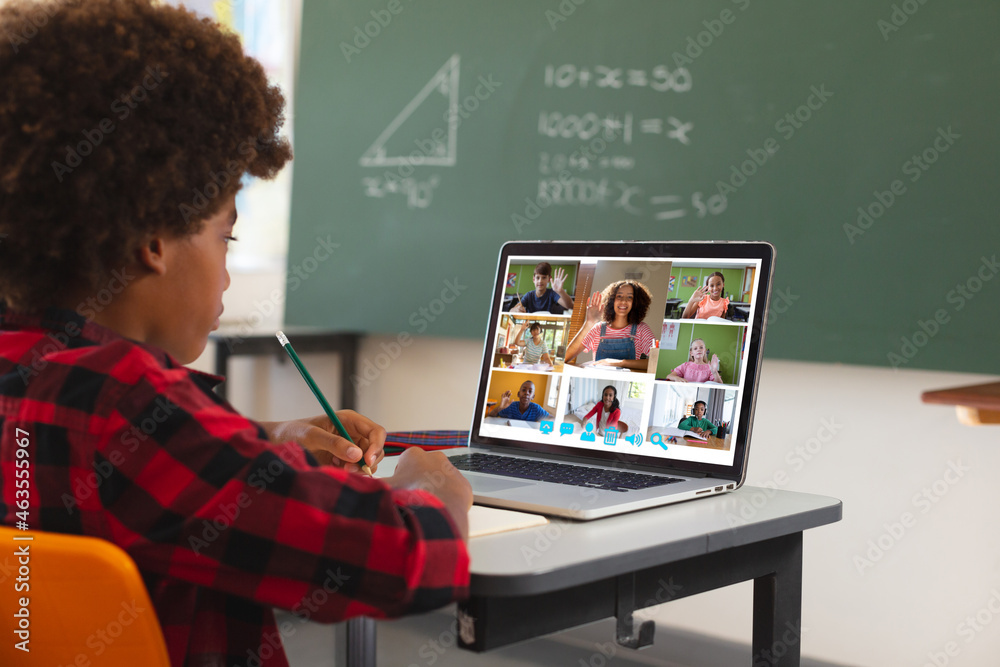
[460,532,806,663]
[752,532,803,667]
[340,335,359,412]
[334,618,376,667]
[214,339,231,401]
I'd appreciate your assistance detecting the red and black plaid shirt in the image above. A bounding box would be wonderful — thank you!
[0,306,469,666]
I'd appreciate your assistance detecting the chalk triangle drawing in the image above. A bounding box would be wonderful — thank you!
[359,54,460,167]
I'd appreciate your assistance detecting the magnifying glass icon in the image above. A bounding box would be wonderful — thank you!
[650,433,668,450]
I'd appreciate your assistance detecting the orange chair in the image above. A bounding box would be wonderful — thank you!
[0,526,170,666]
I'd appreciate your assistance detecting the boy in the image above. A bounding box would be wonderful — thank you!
[0,2,472,665]
[512,322,553,364]
[678,401,718,437]
[510,262,574,314]
[488,381,550,421]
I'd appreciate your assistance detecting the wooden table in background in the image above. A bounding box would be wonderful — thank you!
[921,381,1000,425]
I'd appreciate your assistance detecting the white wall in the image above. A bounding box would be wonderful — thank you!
[195,275,1000,666]
[647,359,1000,667]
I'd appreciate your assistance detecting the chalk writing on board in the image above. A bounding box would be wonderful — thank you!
[538,152,635,173]
[534,179,729,221]
[544,64,692,93]
[538,112,694,146]
[359,54,460,167]
[691,192,728,218]
[362,175,440,209]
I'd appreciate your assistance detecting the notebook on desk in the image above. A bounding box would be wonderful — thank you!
[446,240,775,520]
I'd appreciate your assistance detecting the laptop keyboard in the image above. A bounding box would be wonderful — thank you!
[449,453,684,493]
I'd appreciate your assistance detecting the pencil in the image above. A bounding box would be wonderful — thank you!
[275,331,374,476]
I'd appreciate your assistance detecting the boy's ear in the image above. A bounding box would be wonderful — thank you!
[136,236,169,276]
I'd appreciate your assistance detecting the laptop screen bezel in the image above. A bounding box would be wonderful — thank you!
[468,240,775,483]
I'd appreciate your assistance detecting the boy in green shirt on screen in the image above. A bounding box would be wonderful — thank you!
[678,401,718,437]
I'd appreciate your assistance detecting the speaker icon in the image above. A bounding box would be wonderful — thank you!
[624,433,643,446]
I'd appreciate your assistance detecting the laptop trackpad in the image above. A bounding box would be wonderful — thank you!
[466,474,533,494]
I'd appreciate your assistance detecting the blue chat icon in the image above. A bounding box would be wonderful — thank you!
[540,421,554,434]
[603,430,618,446]
[559,423,574,436]
[650,432,668,451]
[580,423,596,442]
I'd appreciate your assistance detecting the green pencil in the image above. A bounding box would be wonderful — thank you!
[276,331,373,476]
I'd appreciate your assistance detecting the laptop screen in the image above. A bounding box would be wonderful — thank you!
[471,241,774,480]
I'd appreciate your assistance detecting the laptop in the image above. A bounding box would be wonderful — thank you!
[446,240,775,519]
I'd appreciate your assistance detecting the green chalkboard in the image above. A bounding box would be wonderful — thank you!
[287,0,1000,373]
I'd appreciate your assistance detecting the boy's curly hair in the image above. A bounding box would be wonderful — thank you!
[0,0,292,310]
[600,279,652,325]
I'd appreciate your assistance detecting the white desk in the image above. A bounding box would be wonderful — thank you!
[337,464,841,667]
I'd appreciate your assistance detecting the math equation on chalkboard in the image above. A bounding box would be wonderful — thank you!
[355,54,727,220]
[532,62,726,223]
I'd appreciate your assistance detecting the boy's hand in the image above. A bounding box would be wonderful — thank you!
[498,390,513,410]
[385,448,472,540]
[260,411,386,472]
[552,267,567,292]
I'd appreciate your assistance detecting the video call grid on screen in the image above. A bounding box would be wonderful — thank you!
[478,253,763,468]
